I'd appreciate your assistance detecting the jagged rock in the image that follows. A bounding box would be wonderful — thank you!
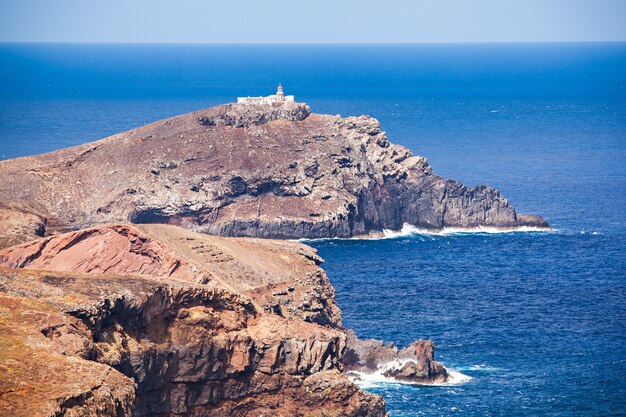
[343,329,398,372]
[385,340,448,383]
[0,101,548,242]
[0,224,386,416]
[198,101,311,128]
[343,329,449,384]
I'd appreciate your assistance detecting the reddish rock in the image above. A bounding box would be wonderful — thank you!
[0,224,387,416]
[0,224,198,280]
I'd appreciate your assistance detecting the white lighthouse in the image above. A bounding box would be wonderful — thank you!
[237,83,295,105]
[276,83,285,101]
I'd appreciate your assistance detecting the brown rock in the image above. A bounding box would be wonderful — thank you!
[0,224,387,416]
[343,330,449,384]
[0,101,548,241]
[386,340,449,384]
[0,291,136,417]
[0,201,47,249]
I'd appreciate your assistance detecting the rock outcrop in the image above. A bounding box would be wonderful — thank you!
[343,330,449,384]
[0,201,49,248]
[0,224,387,416]
[0,101,548,242]
[0,223,341,327]
[384,341,449,384]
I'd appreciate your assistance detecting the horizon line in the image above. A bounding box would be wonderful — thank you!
[1,40,625,46]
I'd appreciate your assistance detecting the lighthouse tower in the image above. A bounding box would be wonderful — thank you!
[276,83,285,102]
[237,84,295,105]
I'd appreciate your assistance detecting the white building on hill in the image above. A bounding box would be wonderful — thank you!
[237,83,295,105]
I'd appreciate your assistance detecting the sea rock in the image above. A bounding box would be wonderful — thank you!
[343,329,449,384]
[0,101,548,243]
[385,340,448,383]
[343,329,398,371]
[0,223,386,416]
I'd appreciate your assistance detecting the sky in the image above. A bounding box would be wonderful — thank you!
[0,0,625,43]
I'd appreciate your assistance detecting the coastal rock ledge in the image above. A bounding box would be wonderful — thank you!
[0,223,391,417]
[0,101,547,243]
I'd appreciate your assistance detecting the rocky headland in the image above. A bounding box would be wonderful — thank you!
[0,223,448,416]
[0,101,547,416]
[0,223,392,416]
[0,101,547,241]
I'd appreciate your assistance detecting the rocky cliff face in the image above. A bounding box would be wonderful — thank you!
[0,101,547,241]
[0,101,546,415]
[0,224,387,416]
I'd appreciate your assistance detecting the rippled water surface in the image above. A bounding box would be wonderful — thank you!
[1,43,625,416]
[311,229,626,416]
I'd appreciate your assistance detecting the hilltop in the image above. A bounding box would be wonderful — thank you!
[0,101,547,244]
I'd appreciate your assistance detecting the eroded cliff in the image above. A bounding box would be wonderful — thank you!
[0,224,387,416]
[0,101,547,241]
[0,101,545,415]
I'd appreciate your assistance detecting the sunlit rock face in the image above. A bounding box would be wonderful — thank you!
[0,223,387,416]
[0,102,547,242]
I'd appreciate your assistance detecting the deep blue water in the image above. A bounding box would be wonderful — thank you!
[1,43,625,416]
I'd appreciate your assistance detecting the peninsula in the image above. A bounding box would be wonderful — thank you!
[0,90,547,416]
[0,91,547,245]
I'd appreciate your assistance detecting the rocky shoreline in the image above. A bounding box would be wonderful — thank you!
[0,223,449,416]
[0,101,547,246]
[0,102,548,416]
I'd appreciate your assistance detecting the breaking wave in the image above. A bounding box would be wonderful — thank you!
[456,364,502,372]
[381,223,554,238]
[579,230,603,235]
[346,358,472,390]
[347,369,472,389]
[298,223,554,242]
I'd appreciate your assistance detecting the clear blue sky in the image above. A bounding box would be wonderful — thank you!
[1,0,625,43]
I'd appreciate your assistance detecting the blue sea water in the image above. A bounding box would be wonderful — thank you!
[1,43,625,416]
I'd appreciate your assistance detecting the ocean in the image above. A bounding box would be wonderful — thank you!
[1,43,625,416]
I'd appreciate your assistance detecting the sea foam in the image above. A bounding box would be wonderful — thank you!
[347,358,473,389]
[298,223,554,242]
[381,223,554,238]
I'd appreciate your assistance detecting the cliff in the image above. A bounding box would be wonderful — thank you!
[0,101,545,415]
[0,224,389,416]
[0,102,547,241]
